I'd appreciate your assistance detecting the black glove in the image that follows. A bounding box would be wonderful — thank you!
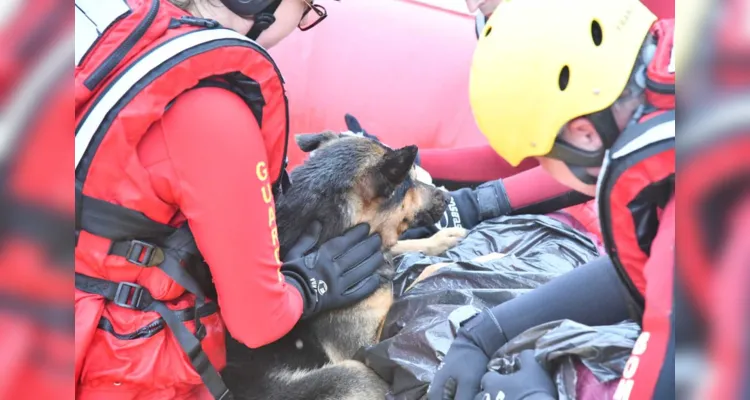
[473,350,557,400]
[427,309,509,400]
[449,180,511,229]
[401,180,511,240]
[281,221,384,319]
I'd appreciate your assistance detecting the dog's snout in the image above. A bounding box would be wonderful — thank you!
[440,191,450,206]
[435,190,450,207]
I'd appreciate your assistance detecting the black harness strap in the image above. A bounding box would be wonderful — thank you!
[75,180,176,241]
[75,179,231,399]
[108,224,213,332]
[75,272,232,400]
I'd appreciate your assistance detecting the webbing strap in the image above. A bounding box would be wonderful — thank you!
[107,224,209,301]
[108,224,212,346]
[75,273,233,400]
[151,300,231,400]
[75,188,230,398]
[75,180,175,241]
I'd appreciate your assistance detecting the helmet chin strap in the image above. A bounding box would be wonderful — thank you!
[567,164,599,185]
[246,1,281,40]
[546,106,622,186]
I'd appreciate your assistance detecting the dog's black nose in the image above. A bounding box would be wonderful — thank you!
[440,190,451,206]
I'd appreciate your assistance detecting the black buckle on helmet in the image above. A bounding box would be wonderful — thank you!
[126,240,158,267]
[114,282,148,310]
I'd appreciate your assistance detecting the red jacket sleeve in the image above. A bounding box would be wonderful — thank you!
[503,166,576,209]
[159,87,303,348]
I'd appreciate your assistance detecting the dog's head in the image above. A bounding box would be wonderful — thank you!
[275,131,450,256]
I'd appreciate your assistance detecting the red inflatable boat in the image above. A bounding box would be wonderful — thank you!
[270,0,673,182]
[270,0,674,243]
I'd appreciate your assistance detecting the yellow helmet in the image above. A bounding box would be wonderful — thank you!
[469,0,657,167]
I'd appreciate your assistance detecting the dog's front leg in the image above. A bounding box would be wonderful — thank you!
[391,227,467,256]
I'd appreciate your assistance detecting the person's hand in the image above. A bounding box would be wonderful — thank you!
[427,310,508,400]
[281,221,384,319]
[427,332,490,400]
[473,350,557,400]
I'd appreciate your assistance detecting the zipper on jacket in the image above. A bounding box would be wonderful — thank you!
[84,0,160,91]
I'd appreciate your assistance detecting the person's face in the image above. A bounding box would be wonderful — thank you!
[534,94,642,196]
[536,118,603,197]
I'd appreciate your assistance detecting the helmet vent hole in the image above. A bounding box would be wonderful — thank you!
[591,20,603,46]
[558,66,570,91]
[484,26,492,37]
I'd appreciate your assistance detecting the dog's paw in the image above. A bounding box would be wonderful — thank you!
[424,227,468,255]
[408,261,452,290]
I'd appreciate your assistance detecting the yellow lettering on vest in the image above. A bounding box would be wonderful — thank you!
[271,226,279,247]
[256,161,281,267]
[261,183,273,204]
[256,161,268,181]
[268,206,276,228]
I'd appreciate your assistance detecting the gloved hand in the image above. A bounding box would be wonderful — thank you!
[427,309,508,400]
[450,180,512,228]
[401,179,511,240]
[281,221,384,319]
[473,350,558,400]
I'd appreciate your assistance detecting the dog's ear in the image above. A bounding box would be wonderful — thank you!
[379,145,418,185]
[295,131,338,153]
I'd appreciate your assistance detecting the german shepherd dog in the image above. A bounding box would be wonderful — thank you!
[223,131,463,400]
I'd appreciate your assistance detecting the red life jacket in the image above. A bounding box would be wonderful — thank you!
[597,18,675,308]
[74,0,289,398]
[597,19,675,400]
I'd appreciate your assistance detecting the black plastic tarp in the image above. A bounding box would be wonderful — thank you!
[355,215,636,399]
[487,320,640,400]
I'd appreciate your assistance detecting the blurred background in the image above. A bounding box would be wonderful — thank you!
[0,0,73,398]
[674,0,750,398]
[1,0,747,398]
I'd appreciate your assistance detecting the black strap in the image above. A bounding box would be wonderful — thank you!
[245,0,281,40]
[152,300,231,399]
[97,301,219,340]
[108,225,209,301]
[109,224,212,341]
[75,185,231,399]
[75,273,156,310]
[75,272,233,400]
[76,180,176,242]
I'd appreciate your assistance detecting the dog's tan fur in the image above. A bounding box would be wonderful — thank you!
[224,132,466,400]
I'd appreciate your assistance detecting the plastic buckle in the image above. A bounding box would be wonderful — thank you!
[126,240,157,267]
[114,282,146,310]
